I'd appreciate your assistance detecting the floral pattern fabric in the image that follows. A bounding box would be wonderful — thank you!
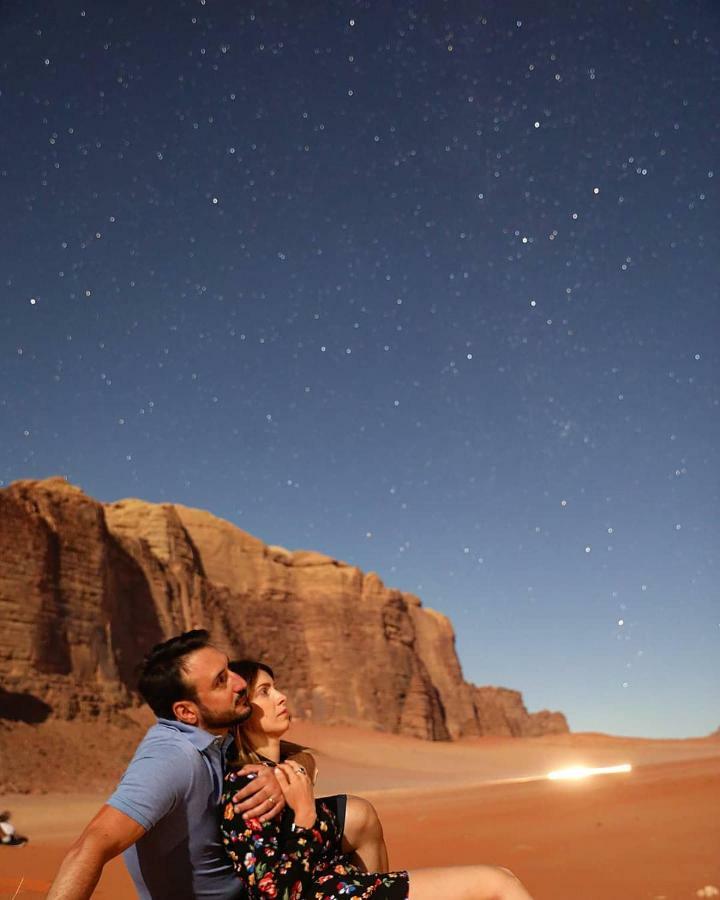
[221,769,409,899]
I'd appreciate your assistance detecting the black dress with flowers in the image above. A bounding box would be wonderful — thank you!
[221,769,409,900]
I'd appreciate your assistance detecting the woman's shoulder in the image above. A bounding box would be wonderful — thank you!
[224,765,252,781]
[222,767,255,800]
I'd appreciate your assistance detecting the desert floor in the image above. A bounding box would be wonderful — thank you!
[1,725,718,900]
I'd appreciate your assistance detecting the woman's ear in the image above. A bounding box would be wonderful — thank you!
[172,699,200,726]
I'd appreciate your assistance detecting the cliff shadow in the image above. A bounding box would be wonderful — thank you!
[0,689,52,723]
[34,526,73,675]
[104,536,166,693]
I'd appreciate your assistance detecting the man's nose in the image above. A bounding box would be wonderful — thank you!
[230,671,246,692]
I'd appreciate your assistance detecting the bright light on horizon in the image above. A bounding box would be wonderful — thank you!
[547,763,633,781]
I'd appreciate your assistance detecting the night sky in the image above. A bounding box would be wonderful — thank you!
[1,1,718,738]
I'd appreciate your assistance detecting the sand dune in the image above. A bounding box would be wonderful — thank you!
[1,724,718,899]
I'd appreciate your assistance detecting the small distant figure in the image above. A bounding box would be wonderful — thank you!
[0,810,28,846]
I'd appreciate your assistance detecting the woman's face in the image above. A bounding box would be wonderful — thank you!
[246,669,291,739]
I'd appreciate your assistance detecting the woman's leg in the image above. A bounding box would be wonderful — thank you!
[407,864,534,900]
[341,795,389,872]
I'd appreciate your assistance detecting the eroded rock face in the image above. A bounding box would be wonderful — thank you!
[470,687,569,737]
[0,478,568,739]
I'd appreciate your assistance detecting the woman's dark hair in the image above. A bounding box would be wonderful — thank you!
[229,659,274,686]
[227,659,275,766]
[137,629,212,719]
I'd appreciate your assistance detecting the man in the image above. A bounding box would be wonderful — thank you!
[47,630,296,899]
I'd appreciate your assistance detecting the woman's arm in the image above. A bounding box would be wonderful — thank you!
[279,740,317,784]
[222,772,335,899]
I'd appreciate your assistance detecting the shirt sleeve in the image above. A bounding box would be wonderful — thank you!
[221,774,335,899]
[107,743,188,831]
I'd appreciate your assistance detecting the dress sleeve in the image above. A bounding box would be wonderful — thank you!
[221,772,336,900]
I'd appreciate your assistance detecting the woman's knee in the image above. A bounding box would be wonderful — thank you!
[407,864,530,900]
[483,865,530,899]
[345,795,383,841]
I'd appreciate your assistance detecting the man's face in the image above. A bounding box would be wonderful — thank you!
[179,646,251,734]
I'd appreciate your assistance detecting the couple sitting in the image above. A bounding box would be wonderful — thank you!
[48,630,534,900]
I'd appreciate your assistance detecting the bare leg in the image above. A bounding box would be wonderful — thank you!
[407,865,534,900]
[341,795,389,872]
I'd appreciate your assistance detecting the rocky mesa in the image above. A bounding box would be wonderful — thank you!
[0,477,568,742]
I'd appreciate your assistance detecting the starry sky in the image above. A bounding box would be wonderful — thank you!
[1,1,718,739]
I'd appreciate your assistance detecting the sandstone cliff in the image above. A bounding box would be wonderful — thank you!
[0,478,568,741]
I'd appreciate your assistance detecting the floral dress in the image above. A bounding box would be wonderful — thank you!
[221,769,409,900]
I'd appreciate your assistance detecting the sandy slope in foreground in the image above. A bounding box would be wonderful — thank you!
[1,724,718,900]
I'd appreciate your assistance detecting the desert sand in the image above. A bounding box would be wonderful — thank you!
[1,724,718,900]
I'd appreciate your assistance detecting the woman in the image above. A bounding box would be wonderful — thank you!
[228,660,389,875]
[221,661,535,900]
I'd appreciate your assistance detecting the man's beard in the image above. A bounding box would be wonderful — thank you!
[198,695,252,730]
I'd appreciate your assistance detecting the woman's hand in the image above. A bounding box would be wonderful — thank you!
[273,762,316,829]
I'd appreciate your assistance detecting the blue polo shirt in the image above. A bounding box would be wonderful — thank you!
[107,719,243,900]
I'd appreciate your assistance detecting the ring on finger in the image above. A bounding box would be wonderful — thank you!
[267,796,275,805]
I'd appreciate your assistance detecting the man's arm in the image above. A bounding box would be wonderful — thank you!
[230,747,317,823]
[47,805,145,900]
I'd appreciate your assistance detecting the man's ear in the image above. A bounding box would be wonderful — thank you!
[173,699,200,726]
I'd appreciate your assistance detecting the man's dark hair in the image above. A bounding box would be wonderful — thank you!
[138,629,212,719]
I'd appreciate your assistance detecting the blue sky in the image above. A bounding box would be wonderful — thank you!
[1,0,717,737]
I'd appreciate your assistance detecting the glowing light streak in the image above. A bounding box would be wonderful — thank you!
[546,763,632,781]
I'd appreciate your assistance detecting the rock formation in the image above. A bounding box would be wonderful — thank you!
[0,477,568,740]
[470,687,569,737]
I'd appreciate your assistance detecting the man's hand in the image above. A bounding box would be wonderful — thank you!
[233,765,286,822]
[47,805,145,900]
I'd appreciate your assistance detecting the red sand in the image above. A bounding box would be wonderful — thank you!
[1,724,718,899]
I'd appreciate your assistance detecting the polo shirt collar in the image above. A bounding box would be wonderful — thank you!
[156,717,232,754]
